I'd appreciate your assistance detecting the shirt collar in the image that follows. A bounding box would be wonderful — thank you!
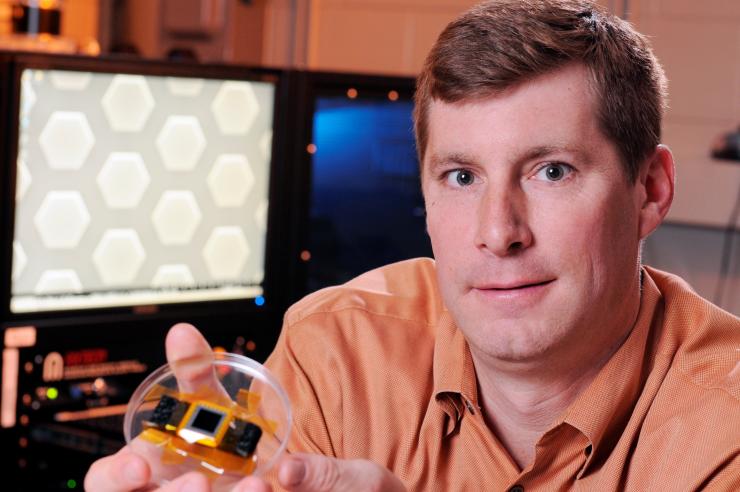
[432,309,479,428]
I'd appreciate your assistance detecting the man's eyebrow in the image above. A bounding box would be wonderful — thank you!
[518,144,586,162]
[426,152,477,173]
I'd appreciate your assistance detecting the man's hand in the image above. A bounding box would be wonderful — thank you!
[85,322,222,491]
[233,453,406,492]
[85,323,405,492]
[84,445,215,492]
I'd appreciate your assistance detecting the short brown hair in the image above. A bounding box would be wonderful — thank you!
[414,0,667,182]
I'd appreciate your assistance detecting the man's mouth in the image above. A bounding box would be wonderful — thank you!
[476,279,555,291]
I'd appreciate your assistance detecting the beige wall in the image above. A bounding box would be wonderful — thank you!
[62,0,100,49]
[263,0,479,73]
[262,0,626,72]
[630,0,740,229]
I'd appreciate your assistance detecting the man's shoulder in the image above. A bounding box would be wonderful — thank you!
[284,257,443,329]
[647,267,740,401]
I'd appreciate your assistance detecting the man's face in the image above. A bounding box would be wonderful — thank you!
[422,64,649,366]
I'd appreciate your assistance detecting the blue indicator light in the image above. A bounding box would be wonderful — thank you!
[255,296,265,307]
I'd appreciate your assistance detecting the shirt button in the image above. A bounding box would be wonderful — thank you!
[509,486,524,492]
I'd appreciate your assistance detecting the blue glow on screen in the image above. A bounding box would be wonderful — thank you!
[308,95,432,291]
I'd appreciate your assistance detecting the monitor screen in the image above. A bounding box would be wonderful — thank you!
[306,84,432,292]
[10,66,275,313]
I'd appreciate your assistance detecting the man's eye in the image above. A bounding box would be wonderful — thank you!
[535,163,573,182]
[446,169,475,187]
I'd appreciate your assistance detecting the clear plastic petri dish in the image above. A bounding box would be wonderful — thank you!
[123,351,292,491]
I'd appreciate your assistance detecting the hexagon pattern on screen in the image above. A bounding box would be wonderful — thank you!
[151,264,196,288]
[102,75,155,132]
[207,154,255,207]
[211,82,259,135]
[39,111,95,170]
[50,70,92,91]
[20,72,36,115]
[12,242,27,281]
[93,229,146,285]
[16,158,31,200]
[255,199,268,232]
[34,270,83,294]
[34,191,91,249]
[151,191,203,245]
[12,70,274,310]
[97,152,151,208]
[259,130,272,160]
[167,77,204,97]
[156,116,206,171]
[203,227,250,280]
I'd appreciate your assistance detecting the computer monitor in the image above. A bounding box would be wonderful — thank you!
[1,54,288,317]
[292,72,432,297]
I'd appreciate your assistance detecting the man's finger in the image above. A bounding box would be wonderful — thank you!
[277,453,405,492]
[165,323,224,397]
[84,446,150,492]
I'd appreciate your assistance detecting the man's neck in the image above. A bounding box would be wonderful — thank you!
[474,355,608,469]
[472,297,640,470]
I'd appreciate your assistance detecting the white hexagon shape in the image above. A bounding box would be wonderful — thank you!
[156,116,206,171]
[50,70,92,91]
[259,129,273,160]
[202,226,250,280]
[97,152,151,209]
[12,241,27,281]
[39,111,95,170]
[34,191,91,249]
[101,75,155,132]
[34,270,83,295]
[211,81,259,135]
[20,70,36,115]
[151,191,202,245]
[151,264,195,288]
[92,229,146,286]
[166,77,204,97]
[255,199,268,232]
[16,158,32,201]
[207,154,255,207]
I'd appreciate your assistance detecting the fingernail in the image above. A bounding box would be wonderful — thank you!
[283,457,306,486]
[123,457,146,484]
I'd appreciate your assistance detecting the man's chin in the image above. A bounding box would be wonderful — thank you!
[460,316,570,363]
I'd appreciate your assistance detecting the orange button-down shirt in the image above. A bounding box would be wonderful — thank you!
[265,258,740,490]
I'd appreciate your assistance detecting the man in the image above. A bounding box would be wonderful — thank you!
[86,0,740,490]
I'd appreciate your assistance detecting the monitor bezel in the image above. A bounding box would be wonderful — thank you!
[0,53,293,322]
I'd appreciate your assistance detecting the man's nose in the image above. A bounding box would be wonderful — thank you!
[475,187,533,257]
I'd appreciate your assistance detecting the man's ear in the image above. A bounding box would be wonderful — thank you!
[637,144,675,240]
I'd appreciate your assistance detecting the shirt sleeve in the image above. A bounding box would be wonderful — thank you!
[263,312,342,459]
